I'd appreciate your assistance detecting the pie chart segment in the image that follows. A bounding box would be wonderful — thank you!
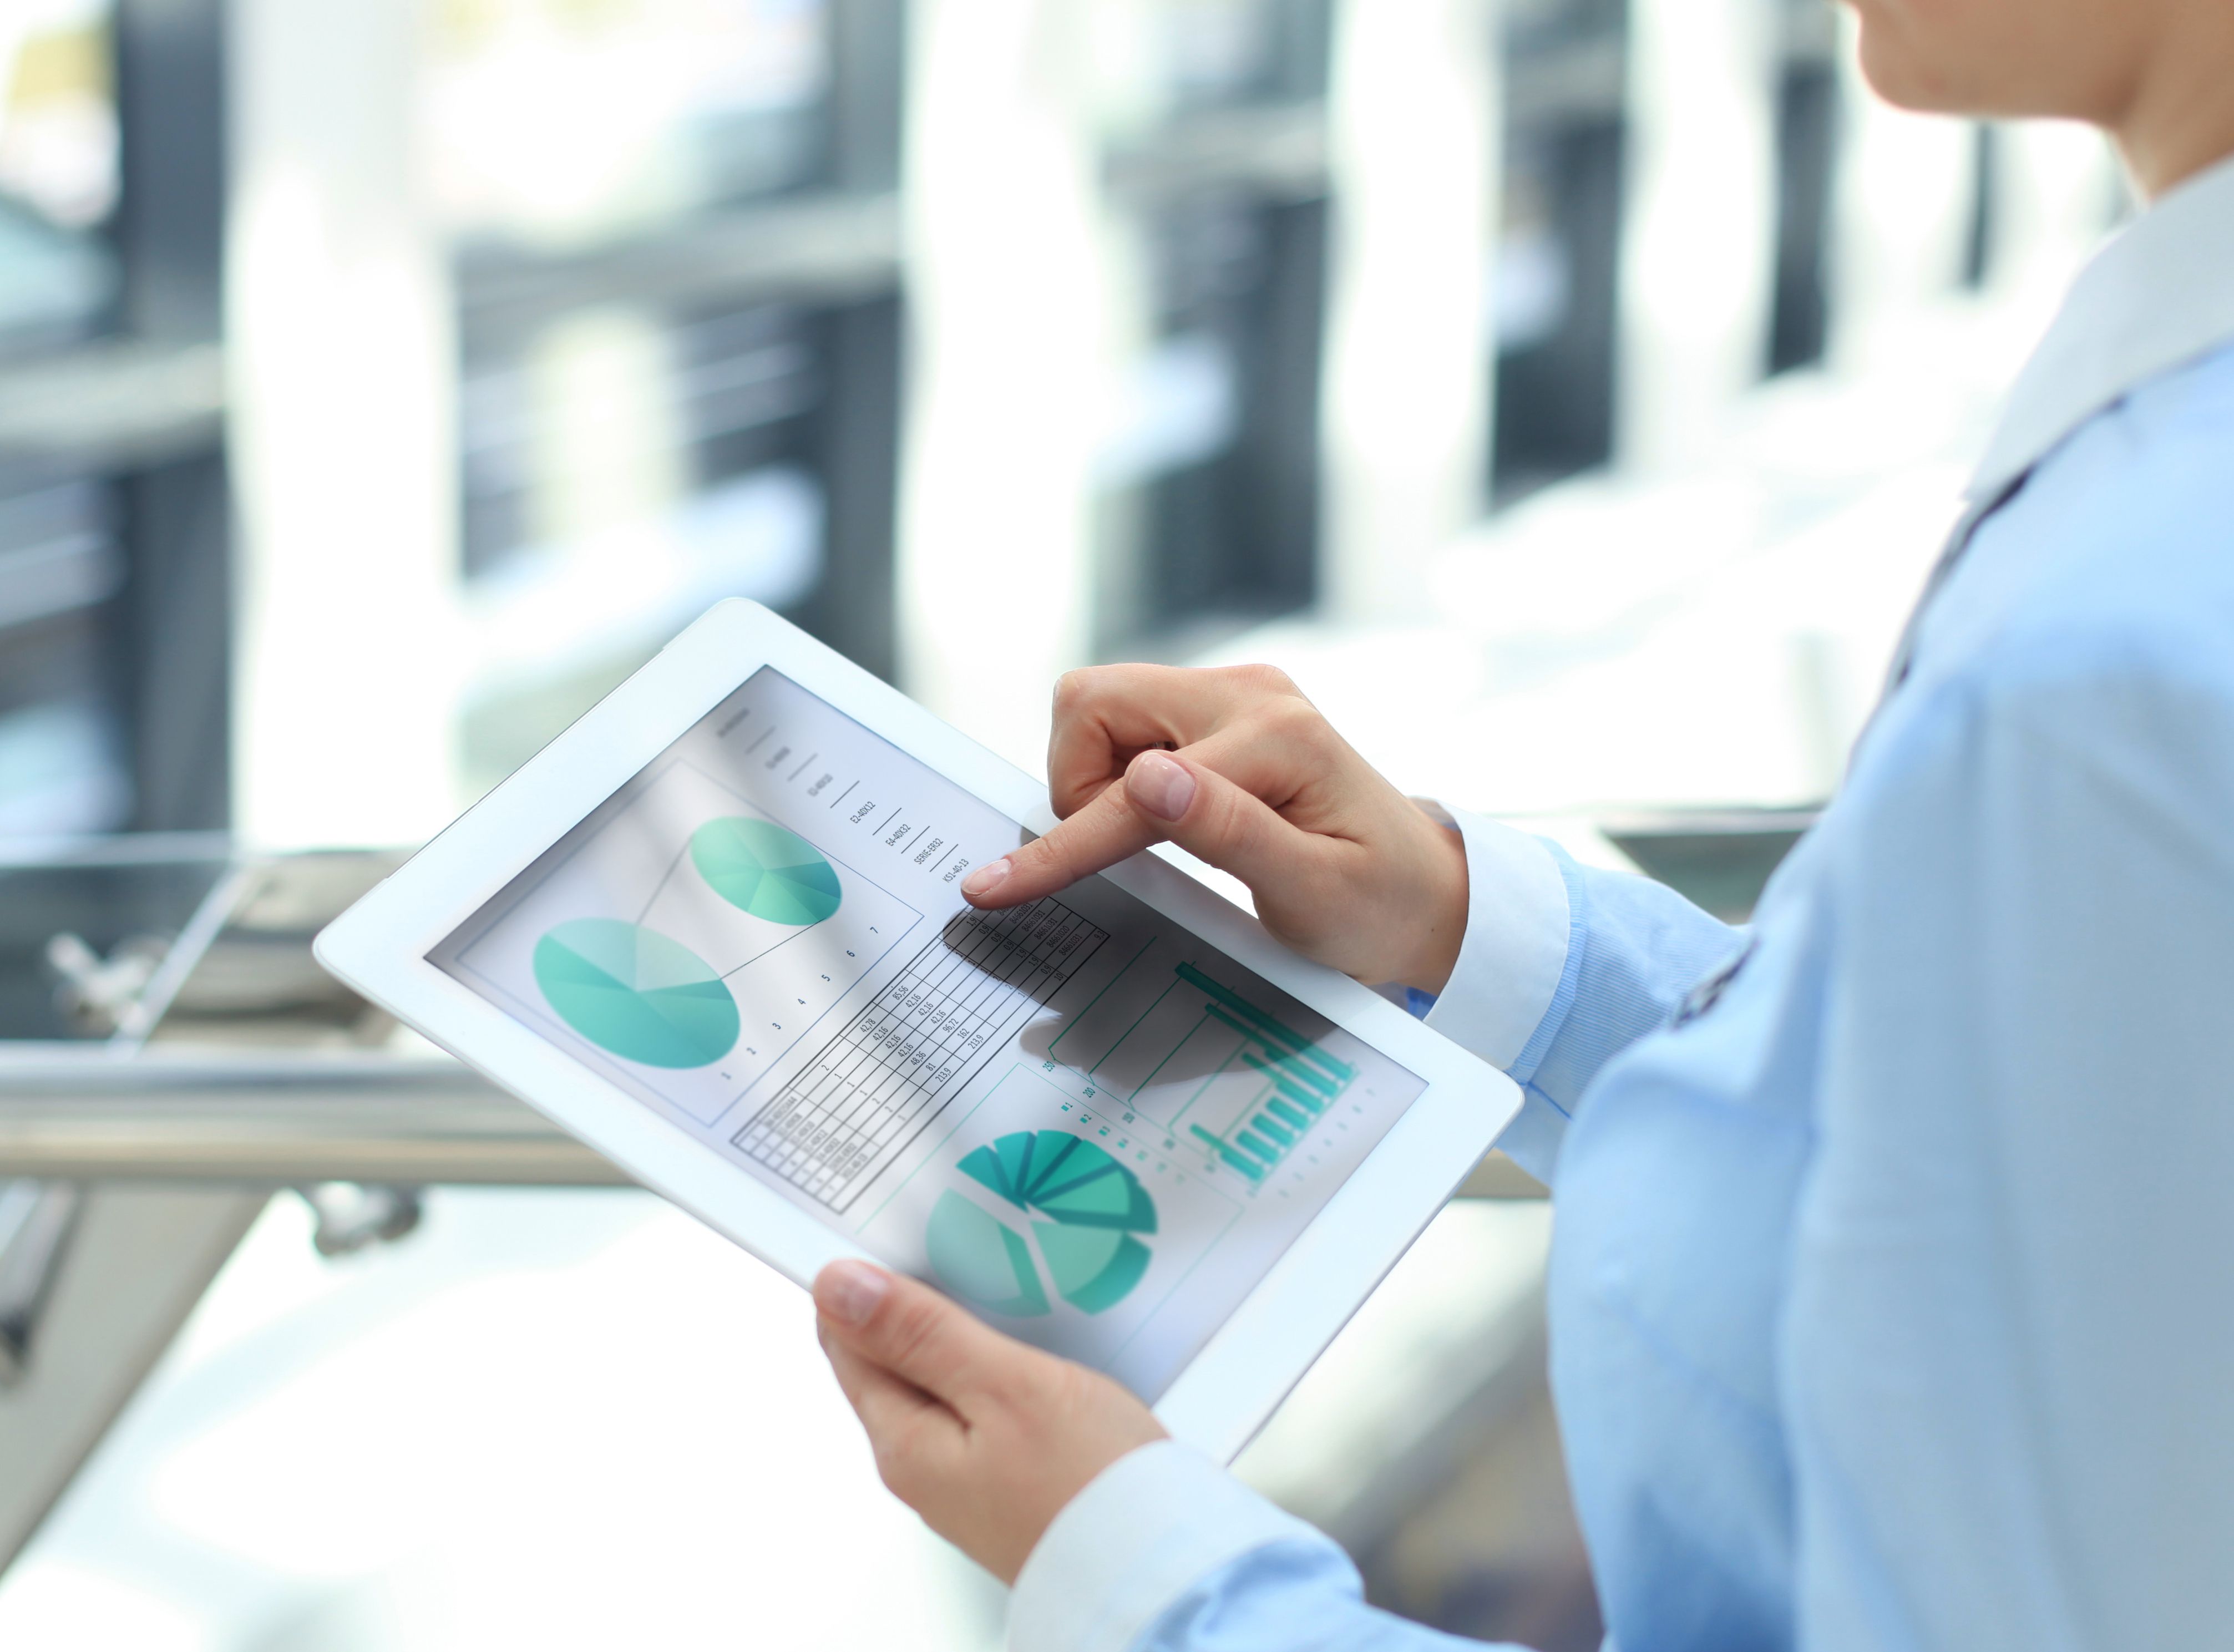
[690,817,842,926]
[1034,1222,1152,1316]
[938,1131,1157,1316]
[927,1192,1050,1317]
[534,918,739,1069]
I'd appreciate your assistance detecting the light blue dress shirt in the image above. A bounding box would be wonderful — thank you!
[1008,151,2234,1652]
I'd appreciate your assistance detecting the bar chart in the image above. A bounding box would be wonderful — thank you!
[1043,945,1359,1187]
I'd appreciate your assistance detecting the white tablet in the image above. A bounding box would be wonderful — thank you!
[315,600,1519,1460]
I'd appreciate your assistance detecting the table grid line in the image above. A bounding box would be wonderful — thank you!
[732,899,1108,1209]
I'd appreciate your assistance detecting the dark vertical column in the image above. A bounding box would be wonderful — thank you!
[111,0,226,341]
[788,0,907,680]
[110,0,231,831]
[1961,123,2000,291]
[1767,55,1838,375]
[112,458,231,830]
[1230,195,1329,612]
[793,295,903,682]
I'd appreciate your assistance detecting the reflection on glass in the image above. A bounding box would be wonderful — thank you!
[423,0,833,249]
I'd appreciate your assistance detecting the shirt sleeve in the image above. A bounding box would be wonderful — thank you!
[1009,1442,1521,1652]
[1424,810,1741,1185]
[1786,626,2234,1648]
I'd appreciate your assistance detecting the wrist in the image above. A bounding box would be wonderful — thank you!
[1398,811,1469,994]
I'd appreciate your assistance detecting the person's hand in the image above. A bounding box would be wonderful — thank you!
[814,1259,1166,1583]
[961,664,1468,991]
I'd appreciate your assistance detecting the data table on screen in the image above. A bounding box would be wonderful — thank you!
[732,899,1109,1209]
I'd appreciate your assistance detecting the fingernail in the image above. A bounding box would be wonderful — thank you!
[1129,752,1196,822]
[961,858,1012,899]
[817,1260,891,1327]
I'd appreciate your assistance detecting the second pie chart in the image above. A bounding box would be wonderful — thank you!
[690,817,844,926]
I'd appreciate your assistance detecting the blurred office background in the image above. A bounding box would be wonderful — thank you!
[0,2,2119,1648]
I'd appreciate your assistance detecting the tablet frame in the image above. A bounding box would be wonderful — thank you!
[315,599,1520,1461]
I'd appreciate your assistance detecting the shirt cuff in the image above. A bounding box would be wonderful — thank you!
[1009,1440,1332,1652]
[1419,809,1571,1071]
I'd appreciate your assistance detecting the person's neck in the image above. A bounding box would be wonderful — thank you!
[2113,8,2234,200]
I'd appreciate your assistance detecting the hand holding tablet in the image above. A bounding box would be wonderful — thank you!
[316,601,1518,1462]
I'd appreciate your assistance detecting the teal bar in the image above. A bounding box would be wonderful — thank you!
[1225,1027,1338,1099]
[1236,1129,1280,1165]
[1240,1051,1329,1111]
[1193,1124,1265,1181]
[1235,1040,1339,1101]
[1176,963,1356,1083]
[1267,1097,1310,1131]
[1253,1113,1296,1146]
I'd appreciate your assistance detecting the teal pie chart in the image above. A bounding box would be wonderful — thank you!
[533,918,739,1068]
[690,817,843,926]
[928,1131,1157,1319]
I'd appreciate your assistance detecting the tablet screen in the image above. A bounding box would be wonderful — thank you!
[430,667,1427,1399]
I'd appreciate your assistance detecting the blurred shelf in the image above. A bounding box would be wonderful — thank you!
[0,341,225,474]
[455,189,903,337]
[1106,100,1330,207]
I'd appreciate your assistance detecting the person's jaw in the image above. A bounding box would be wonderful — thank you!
[1839,0,2234,200]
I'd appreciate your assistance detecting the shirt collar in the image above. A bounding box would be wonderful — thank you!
[1969,149,2234,503]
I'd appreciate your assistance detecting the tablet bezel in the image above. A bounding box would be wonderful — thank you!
[315,599,1520,1462]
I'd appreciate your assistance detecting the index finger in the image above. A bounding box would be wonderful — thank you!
[965,777,1156,909]
[1045,664,1288,817]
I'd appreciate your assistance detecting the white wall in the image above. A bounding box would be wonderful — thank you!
[1319,0,1501,621]
[1617,0,1779,473]
[227,0,463,848]
[894,0,1111,772]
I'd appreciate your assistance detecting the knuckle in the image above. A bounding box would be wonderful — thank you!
[872,1433,926,1501]
[1223,662,1296,701]
[1050,668,1105,718]
[1257,695,1328,751]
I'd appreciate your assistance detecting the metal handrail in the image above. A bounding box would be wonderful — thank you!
[0,1051,624,1185]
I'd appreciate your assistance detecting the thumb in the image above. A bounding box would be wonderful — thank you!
[814,1260,1024,1413]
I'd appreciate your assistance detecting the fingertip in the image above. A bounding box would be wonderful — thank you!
[959,856,1014,904]
[815,1259,894,1328]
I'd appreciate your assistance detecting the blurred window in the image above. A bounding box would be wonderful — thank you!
[0,2,129,839]
[1491,0,1628,504]
[424,0,832,250]
[1093,0,1331,657]
[1155,0,1328,113]
[0,0,120,348]
[434,0,904,794]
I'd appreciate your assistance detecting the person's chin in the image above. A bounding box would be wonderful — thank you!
[1852,21,1974,115]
